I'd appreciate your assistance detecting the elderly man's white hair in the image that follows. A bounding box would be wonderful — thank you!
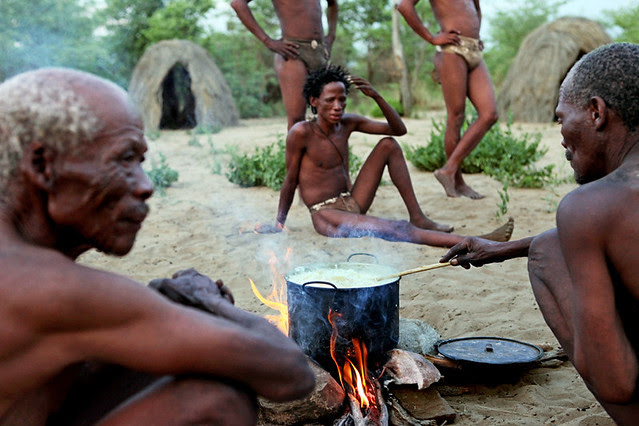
[0,68,110,197]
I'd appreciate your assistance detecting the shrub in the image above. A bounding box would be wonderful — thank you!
[146,153,179,195]
[404,113,555,188]
[226,135,363,190]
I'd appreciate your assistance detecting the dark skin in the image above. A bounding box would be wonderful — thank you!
[0,70,314,425]
[231,0,338,130]
[397,0,498,199]
[257,76,514,247]
[440,72,639,424]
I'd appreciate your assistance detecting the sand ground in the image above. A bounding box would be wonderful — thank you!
[79,115,614,425]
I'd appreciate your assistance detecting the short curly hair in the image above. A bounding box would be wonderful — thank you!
[302,64,351,105]
[0,68,106,199]
[561,42,639,132]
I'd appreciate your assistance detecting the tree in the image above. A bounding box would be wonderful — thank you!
[483,0,566,86]
[606,4,639,43]
[0,0,109,81]
[99,0,165,83]
[143,0,214,44]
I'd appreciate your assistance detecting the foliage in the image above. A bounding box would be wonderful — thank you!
[146,153,179,195]
[0,0,112,81]
[496,183,510,219]
[99,0,164,84]
[142,0,213,45]
[226,135,362,190]
[483,0,566,87]
[605,4,639,43]
[226,137,288,190]
[404,112,556,189]
[203,30,282,118]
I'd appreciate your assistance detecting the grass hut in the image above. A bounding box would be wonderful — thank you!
[129,39,239,131]
[496,17,612,123]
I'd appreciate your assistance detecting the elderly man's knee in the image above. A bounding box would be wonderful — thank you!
[175,378,257,425]
[528,229,562,286]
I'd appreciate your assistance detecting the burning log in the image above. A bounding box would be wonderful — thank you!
[257,357,345,425]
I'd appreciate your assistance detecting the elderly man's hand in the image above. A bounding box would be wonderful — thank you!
[439,237,508,269]
[149,268,234,314]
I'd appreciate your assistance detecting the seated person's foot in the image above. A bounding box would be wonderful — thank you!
[434,169,460,198]
[411,215,454,233]
[456,182,485,200]
[477,217,514,242]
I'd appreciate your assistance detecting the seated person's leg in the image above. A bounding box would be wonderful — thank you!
[48,363,256,426]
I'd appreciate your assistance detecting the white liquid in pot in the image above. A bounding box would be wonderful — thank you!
[287,264,397,288]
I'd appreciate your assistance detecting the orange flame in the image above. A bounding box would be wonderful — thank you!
[329,310,374,409]
[249,249,292,335]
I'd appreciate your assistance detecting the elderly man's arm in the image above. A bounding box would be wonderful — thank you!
[24,265,314,403]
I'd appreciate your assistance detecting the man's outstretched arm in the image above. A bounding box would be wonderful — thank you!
[440,236,533,268]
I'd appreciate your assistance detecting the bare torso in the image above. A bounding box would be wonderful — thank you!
[0,237,85,423]
[272,0,325,40]
[295,120,355,206]
[429,0,481,38]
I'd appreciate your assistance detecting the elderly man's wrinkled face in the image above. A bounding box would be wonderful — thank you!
[556,80,607,185]
[48,84,154,256]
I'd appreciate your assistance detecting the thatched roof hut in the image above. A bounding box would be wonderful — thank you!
[496,17,612,123]
[129,39,239,130]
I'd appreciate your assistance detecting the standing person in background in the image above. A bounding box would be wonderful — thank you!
[231,0,338,130]
[397,0,498,199]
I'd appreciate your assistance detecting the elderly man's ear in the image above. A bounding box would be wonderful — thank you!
[590,96,608,131]
[20,142,56,191]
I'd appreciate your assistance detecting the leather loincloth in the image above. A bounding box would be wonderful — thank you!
[308,192,361,214]
[284,38,330,72]
[436,35,483,70]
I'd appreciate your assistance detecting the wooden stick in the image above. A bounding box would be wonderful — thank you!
[377,262,451,281]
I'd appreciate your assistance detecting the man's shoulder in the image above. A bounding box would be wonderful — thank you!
[288,120,314,140]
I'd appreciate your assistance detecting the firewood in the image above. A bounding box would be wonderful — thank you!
[383,349,442,389]
[388,388,456,425]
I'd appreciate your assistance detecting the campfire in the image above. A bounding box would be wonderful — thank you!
[250,253,454,425]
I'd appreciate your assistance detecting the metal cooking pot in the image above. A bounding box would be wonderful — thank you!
[286,254,400,374]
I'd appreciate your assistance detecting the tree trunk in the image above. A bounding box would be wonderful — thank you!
[392,2,413,116]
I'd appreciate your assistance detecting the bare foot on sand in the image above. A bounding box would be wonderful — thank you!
[478,217,514,242]
[456,182,485,200]
[434,169,460,198]
[410,214,454,233]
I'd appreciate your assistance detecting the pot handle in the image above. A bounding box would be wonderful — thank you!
[302,281,338,293]
[347,252,379,264]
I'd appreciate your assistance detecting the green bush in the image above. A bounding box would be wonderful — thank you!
[146,153,179,195]
[404,113,556,188]
[226,135,363,190]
